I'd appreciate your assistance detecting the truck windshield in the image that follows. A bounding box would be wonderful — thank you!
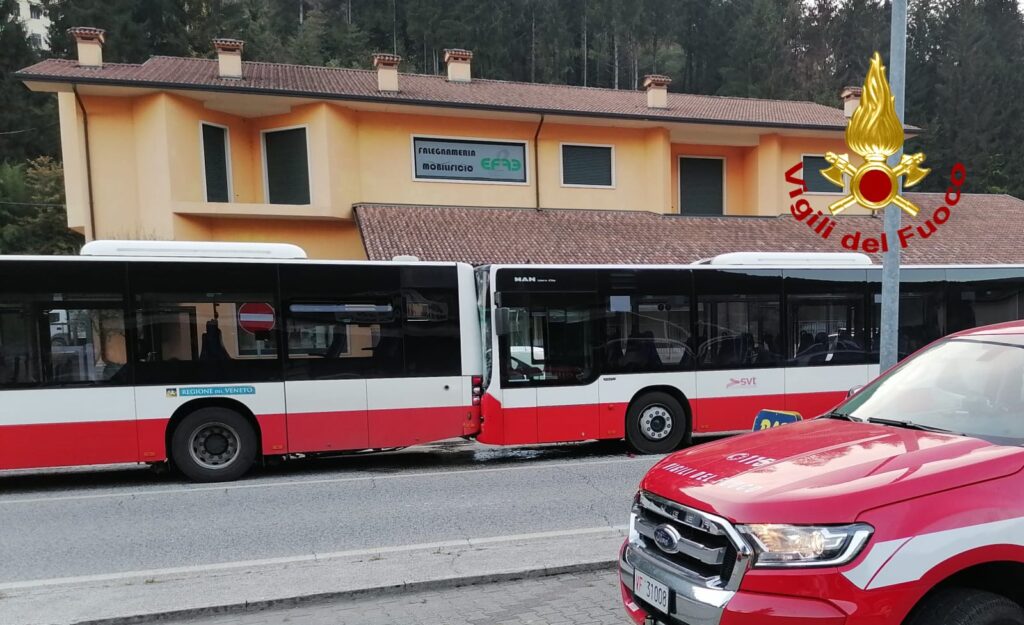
[838,337,1024,446]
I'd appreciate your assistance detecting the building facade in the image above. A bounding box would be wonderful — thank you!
[17,0,49,50]
[19,29,878,260]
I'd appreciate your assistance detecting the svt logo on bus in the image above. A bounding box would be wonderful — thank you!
[727,377,756,388]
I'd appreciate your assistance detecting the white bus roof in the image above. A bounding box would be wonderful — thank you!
[80,240,308,260]
[694,252,873,266]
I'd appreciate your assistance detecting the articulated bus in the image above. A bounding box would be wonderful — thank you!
[0,241,481,481]
[475,255,1024,453]
[4,243,1024,480]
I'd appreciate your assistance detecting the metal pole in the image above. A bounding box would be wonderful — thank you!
[880,0,907,371]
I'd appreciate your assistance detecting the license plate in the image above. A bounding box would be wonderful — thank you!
[633,569,670,614]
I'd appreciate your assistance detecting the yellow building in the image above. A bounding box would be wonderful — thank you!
[18,27,873,261]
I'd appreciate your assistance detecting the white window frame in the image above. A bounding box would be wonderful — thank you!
[410,134,531,186]
[559,142,616,189]
[260,124,313,205]
[677,155,726,215]
[801,153,846,195]
[199,121,233,203]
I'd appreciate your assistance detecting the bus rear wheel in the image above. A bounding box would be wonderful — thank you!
[170,407,258,482]
[625,392,688,454]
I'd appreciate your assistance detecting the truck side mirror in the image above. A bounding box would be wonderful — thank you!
[847,384,865,398]
[494,307,512,336]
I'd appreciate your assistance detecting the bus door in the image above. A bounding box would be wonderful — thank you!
[0,260,138,470]
[365,266,466,449]
[785,268,871,418]
[497,280,601,444]
[280,264,395,453]
[692,269,785,433]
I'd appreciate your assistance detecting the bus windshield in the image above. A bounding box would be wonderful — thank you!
[838,337,1024,445]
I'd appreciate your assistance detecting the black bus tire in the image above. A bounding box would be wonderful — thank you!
[906,588,1024,625]
[625,392,688,454]
[170,407,258,483]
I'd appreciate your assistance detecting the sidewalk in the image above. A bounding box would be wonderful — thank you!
[0,527,626,625]
[158,568,625,625]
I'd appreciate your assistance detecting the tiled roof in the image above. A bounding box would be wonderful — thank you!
[355,194,1023,265]
[18,57,853,130]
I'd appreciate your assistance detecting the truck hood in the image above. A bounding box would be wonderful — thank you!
[641,418,1024,524]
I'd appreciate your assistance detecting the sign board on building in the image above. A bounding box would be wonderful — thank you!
[412,137,527,184]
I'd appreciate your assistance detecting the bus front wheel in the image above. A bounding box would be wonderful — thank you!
[625,392,688,454]
[170,407,258,482]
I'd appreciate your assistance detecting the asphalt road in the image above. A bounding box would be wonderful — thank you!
[0,440,663,585]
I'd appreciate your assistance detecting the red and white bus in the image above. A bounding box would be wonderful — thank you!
[0,241,481,481]
[5,243,1024,480]
[474,254,1024,453]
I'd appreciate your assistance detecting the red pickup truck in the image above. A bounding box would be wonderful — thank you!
[621,320,1024,625]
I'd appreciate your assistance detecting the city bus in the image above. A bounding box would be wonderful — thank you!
[5,243,1024,480]
[0,241,481,481]
[475,254,1024,453]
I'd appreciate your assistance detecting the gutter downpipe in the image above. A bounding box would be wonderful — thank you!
[534,114,544,210]
[72,84,97,241]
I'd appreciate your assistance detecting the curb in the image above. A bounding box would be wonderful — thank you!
[73,559,619,625]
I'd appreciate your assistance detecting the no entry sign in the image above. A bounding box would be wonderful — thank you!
[238,302,276,334]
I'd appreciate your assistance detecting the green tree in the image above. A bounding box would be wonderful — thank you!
[233,0,285,62]
[288,8,327,65]
[717,0,803,99]
[0,157,81,254]
[0,0,58,161]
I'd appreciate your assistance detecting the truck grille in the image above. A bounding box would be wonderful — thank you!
[632,491,748,589]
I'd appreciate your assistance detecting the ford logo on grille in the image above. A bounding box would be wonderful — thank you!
[653,524,683,554]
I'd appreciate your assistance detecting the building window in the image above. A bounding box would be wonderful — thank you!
[803,155,840,193]
[200,123,231,203]
[561,144,614,187]
[30,4,43,19]
[29,34,42,49]
[679,156,724,215]
[263,127,310,205]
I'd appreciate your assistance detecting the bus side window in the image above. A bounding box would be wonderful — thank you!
[696,295,782,368]
[0,299,127,387]
[788,295,866,366]
[604,294,691,373]
[403,289,460,376]
[134,297,279,385]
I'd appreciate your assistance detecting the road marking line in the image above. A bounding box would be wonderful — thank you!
[0,456,660,506]
[0,525,628,591]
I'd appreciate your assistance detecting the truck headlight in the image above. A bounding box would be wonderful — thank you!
[737,523,873,568]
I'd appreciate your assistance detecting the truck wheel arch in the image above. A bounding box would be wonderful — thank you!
[897,549,1024,623]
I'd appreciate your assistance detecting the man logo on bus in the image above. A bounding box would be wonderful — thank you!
[785,52,966,253]
[819,52,930,216]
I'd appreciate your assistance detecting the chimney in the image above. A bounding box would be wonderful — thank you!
[643,74,672,109]
[372,53,401,92]
[68,27,105,68]
[840,86,862,118]
[444,49,473,83]
[212,38,245,79]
